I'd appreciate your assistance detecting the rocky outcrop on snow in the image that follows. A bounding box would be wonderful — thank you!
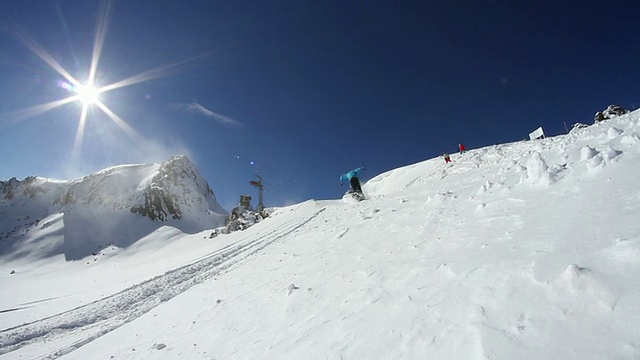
[2,176,48,200]
[0,156,228,260]
[570,123,589,133]
[594,104,629,123]
[130,155,227,222]
[209,206,270,238]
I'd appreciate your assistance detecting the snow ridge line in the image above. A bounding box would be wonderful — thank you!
[0,206,327,358]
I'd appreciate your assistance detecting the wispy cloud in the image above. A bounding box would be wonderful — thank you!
[171,102,243,127]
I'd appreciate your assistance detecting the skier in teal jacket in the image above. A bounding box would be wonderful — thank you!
[340,167,365,194]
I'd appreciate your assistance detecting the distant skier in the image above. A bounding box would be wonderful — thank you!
[458,143,465,154]
[443,152,451,164]
[340,167,365,198]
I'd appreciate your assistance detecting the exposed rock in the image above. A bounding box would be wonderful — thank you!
[2,176,49,200]
[594,104,629,123]
[131,186,181,221]
[210,206,270,237]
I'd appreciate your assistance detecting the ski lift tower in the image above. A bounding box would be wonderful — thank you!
[249,175,264,211]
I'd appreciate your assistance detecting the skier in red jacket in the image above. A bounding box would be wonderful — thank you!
[458,143,465,154]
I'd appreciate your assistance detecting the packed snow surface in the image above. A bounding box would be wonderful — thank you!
[1,110,640,359]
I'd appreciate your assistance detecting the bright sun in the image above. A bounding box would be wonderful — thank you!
[5,0,210,156]
[77,84,100,106]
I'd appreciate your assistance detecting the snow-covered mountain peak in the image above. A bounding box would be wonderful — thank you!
[0,155,228,261]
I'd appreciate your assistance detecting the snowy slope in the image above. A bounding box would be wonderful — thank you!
[1,110,640,359]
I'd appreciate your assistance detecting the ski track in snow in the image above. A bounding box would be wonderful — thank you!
[0,205,327,358]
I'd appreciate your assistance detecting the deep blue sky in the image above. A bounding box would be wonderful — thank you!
[1,1,638,210]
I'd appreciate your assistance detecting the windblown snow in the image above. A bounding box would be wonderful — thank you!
[1,110,640,359]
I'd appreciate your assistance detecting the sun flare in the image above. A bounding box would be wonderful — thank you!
[2,0,212,157]
[76,84,101,106]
